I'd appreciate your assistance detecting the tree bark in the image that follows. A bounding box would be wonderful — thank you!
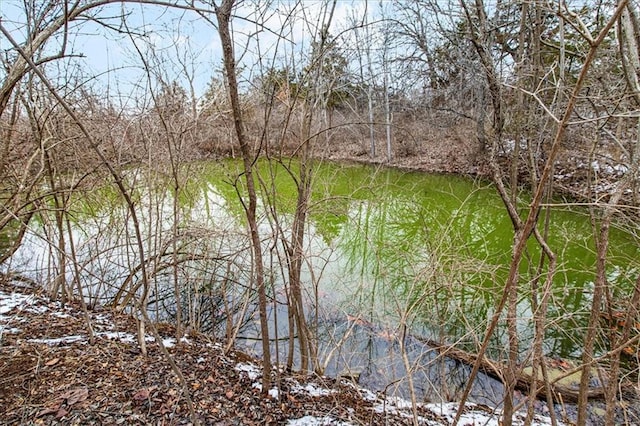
[215,0,272,391]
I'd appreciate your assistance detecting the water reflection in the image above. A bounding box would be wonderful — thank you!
[325,167,639,362]
[2,161,639,404]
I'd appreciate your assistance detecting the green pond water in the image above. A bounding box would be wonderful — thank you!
[2,159,640,364]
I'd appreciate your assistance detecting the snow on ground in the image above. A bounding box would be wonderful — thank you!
[235,361,262,380]
[98,330,138,344]
[286,416,354,426]
[233,357,564,426]
[284,400,563,426]
[0,287,194,348]
[268,387,279,399]
[27,335,87,345]
[426,402,558,426]
[290,381,336,397]
[1,290,51,340]
[0,291,44,316]
[284,401,563,426]
[0,286,563,425]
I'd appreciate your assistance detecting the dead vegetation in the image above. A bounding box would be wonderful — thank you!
[2,278,505,426]
[0,280,405,425]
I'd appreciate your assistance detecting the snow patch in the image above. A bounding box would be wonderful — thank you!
[98,331,137,344]
[382,396,416,410]
[98,332,181,348]
[235,362,261,380]
[590,160,629,177]
[291,382,335,397]
[27,335,86,345]
[286,416,354,426]
[359,388,377,401]
[94,314,113,326]
[424,402,562,426]
[372,396,434,423]
[371,399,561,425]
[0,291,40,316]
[614,164,629,175]
[251,382,279,399]
[268,387,279,399]
[161,337,176,348]
[137,335,178,347]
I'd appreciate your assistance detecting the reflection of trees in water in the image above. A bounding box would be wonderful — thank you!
[5,162,640,401]
[313,318,505,404]
[150,258,257,335]
[330,168,640,375]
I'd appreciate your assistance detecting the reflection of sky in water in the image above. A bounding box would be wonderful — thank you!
[2,181,243,308]
[3,162,640,398]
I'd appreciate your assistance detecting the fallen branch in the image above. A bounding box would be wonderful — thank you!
[426,339,605,403]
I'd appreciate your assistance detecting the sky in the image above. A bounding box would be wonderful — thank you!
[0,1,372,103]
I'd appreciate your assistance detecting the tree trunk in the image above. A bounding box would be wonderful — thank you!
[216,0,272,391]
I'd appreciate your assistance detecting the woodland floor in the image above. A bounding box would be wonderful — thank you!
[0,278,566,426]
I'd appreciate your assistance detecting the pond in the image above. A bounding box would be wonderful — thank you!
[2,159,639,405]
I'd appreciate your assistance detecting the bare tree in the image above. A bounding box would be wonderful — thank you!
[215,0,273,391]
[452,2,629,426]
[0,3,203,421]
